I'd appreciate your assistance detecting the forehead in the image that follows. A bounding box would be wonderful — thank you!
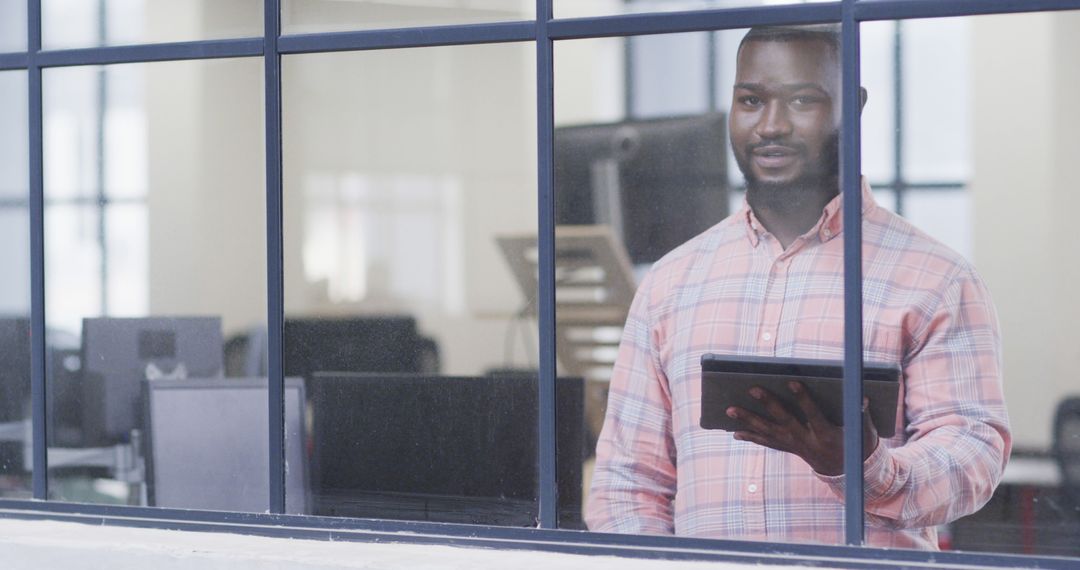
[734,39,839,92]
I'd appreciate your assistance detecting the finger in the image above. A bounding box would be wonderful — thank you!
[860,397,878,433]
[732,430,789,453]
[788,381,830,427]
[862,398,880,435]
[861,397,881,459]
[726,405,776,436]
[751,386,799,427]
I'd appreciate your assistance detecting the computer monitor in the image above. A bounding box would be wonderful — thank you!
[0,317,30,474]
[143,377,307,514]
[46,346,85,448]
[0,317,29,424]
[283,316,438,381]
[554,113,729,265]
[307,372,585,528]
[81,317,224,445]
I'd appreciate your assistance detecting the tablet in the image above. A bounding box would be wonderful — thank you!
[699,354,901,438]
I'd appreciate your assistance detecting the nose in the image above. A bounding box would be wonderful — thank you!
[755,100,792,139]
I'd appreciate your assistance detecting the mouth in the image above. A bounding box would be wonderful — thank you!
[750,145,800,170]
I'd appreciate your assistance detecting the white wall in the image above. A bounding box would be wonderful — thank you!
[971,12,1080,449]
[279,41,537,375]
[145,2,267,337]
[0,71,30,316]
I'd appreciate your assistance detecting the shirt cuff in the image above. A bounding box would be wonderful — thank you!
[814,440,897,504]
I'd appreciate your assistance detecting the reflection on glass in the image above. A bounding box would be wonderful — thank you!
[555,0,833,20]
[0,71,28,201]
[282,43,541,523]
[42,0,262,50]
[0,0,28,52]
[555,32,730,528]
[901,18,969,183]
[282,0,533,34]
[43,58,269,510]
[862,13,1080,558]
[858,21,896,184]
[901,188,971,259]
[0,71,31,498]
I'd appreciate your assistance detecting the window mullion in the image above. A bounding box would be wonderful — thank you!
[28,0,48,502]
[536,0,558,530]
[841,0,865,547]
[264,0,286,515]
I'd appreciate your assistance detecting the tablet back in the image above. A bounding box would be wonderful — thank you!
[699,355,901,438]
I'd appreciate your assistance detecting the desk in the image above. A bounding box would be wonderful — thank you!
[1001,455,1060,487]
[1000,454,1062,554]
[950,453,1078,556]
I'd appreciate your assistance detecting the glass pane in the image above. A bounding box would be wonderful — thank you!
[555,0,833,20]
[901,188,971,261]
[0,71,31,498]
[859,20,895,184]
[283,43,539,523]
[630,33,710,118]
[42,0,262,50]
[0,0,27,52]
[862,13,1080,558]
[0,72,28,201]
[43,58,269,511]
[901,18,969,183]
[282,0,533,35]
[565,26,858,542]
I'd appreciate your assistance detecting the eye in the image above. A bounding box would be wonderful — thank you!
[739,95,762,107]
[791,95,823,107]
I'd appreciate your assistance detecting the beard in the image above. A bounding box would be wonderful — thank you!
[735,131,841,216]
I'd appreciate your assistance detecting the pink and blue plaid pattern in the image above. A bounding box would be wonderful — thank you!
[585,182,1011,550]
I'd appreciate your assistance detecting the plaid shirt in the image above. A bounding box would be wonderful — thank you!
[584,182,1011,549]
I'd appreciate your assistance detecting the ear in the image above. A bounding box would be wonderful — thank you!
[859,87,869,113]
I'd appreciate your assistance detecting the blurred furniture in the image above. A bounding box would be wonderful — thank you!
[1054,397,1080,508]
[950,448,1077,557]
[225,316,439,379]
[0,318,29,475]
[142,377,307,513]
[945,395,1080,556]
[554,113,728,265]
[80,317,224,446]
[306,372,585,528]
[498,226,636,444]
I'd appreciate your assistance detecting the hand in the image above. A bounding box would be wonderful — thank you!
[725,381,879,476]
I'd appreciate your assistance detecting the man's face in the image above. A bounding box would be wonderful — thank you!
[729,38,841,190]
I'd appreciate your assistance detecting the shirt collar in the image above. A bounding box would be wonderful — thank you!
[741,178,877,247]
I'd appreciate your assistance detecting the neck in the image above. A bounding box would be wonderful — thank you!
[746,178,838,249]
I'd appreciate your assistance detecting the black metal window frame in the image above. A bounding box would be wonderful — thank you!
[0,0,1077,568]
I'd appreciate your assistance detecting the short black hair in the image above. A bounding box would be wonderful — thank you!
[737,25,841,59]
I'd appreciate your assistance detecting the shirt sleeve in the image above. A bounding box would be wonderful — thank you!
[816,267,1012,529]
[584,271,678,534]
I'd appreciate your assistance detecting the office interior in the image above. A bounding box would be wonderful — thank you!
[0,0,1078,559]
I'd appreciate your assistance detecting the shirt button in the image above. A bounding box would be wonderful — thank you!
[748,484,758,493]
[762,332,772,341]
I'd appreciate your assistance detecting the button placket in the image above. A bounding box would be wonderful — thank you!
[757,255,788,353]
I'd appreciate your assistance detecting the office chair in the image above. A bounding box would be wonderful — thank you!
[1053,397,1080,509]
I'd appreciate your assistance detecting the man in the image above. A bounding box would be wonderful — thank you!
[584,25,1010,549]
